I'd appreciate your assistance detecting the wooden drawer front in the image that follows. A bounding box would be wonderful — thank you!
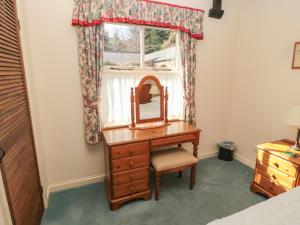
[254,173,288,195]
[256,161,295,189]
[111,142,149,160]
[112,154,149,173]
[112,167,149,186]
[151,134,195,147]
[257,149,298,177]
[113,179,149,198]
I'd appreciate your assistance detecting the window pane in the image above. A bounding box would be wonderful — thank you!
[104,24,140,67]
[144,28,177,70]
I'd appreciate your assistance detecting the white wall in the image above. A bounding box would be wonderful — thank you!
[17,0,104,199]
[228,0,300,167]
[0,196,9,225]
[14,0,300,207]
[16,0,50,205]
[193,0,242,155]
[17,0,242,202]
[170,0,242,157]
[0,173,12,225]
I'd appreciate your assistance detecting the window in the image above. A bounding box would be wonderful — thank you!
[103,23,179,71]
[102,23,183,126]
[144,28,177,70]
[104,24,140,67]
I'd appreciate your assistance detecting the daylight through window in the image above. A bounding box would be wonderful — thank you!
[103,23,179,71]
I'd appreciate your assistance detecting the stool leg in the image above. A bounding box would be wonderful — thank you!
[155,172,161,200]
[178,171,182,178]
[190,164,197,190]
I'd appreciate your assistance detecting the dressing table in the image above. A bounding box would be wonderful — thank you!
[102,76,201,210]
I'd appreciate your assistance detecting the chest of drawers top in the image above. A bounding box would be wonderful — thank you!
[102,121,201,146]
[257,139,300,166]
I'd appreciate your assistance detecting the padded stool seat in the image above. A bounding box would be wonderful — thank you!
[151,148,198,171]
[151,147,198,200]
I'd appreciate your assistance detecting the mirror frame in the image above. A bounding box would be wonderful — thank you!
[135,75,165,124]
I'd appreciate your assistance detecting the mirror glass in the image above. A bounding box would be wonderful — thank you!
[139,79,161,120]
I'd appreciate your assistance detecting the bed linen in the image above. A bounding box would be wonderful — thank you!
[207,186,300,225]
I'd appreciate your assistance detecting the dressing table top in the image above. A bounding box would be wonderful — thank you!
[103,121,201,146]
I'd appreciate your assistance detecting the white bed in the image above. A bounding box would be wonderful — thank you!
[207,186,300,225]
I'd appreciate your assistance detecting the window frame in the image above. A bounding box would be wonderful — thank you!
[103,22,181,74]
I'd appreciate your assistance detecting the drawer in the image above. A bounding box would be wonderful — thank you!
[256,161,295,189]
[151,134,195,147]
[112,167,149,186]
[257,149,298,177]
[112,154,149,173]
[254,172,289,196]
[111,141,149,160]
[113,179,149,198]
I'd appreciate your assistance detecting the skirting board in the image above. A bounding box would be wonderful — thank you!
[45,151,257,206]
[45,151,253,203]
[234,152,255,169]
[46,174,105,201]
[197,150,255,169]
[46,151,218,200]
[198,151,218,160]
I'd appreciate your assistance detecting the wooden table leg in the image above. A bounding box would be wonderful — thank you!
[191,142,198,190]
[193,144,198,158]
[178,171,182,178]
[190,164,197,190]
[155,172,161,200]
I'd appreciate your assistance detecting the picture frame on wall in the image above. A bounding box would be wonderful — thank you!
[292,42,300,69]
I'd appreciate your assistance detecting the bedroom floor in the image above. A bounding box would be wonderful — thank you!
[41,157,266,225]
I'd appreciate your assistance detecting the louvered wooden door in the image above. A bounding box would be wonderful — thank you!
[0,0,44,225]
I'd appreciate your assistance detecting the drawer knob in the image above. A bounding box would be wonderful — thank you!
[274,162,279,168]
[129,161,134,167]
[272,175,277,180]
[130,186,134,191]
[130,174,134,179]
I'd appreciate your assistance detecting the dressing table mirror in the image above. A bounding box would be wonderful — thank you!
[130,75,168,129]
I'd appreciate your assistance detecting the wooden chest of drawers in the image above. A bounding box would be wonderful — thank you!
[251,140,300,197]
[103,141,151,210]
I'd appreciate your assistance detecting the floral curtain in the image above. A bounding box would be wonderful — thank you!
[72,0,204,144]
[77,26,103,144]
[180,33,197,125]
[72,0,204,40]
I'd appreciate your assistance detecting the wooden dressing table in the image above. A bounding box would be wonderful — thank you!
[102,121,201,210]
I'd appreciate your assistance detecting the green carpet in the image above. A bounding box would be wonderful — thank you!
[41,157,265,225]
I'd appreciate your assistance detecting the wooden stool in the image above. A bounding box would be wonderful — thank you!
[151,147,198,200]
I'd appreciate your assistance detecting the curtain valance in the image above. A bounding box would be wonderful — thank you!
[72,0,204,40]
